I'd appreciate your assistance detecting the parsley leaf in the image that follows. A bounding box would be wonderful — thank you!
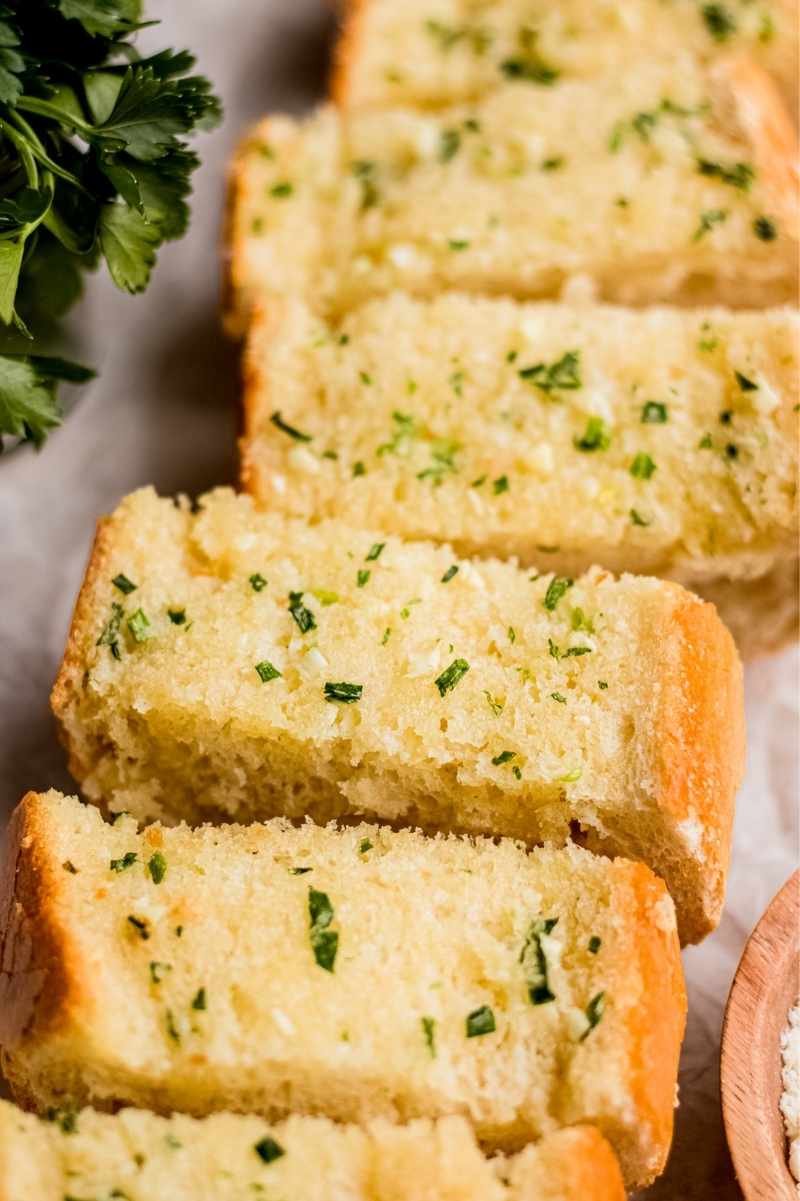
[0,355,94,450]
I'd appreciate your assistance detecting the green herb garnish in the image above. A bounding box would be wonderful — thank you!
[112,574,136,595]
[492,751,516,766]
[366,542,385,561]
[110,852,137,872]
[271,411,311,442]
[308,887,338,972]
[127,609,151,644]
[630,452,656,479]
[97,602,124,659]
[191,987,207,1011]
[254,1136,285,1164]
[641,401,668,423]
[520,916,558,1004]
[435,658,470,696]
[148,852,167,885]
[753,215,777,241]
[422,1015,437,1056]
[630,509,651,527]
[255,660,281,683]
[588,936,602,954]
[697,158,753,190]
[702,3,736,39]
[735,370,758,391]
[580,991,606,1040]
[574,416,610,452]
[518,350,581,395]
[543,576,573,611]
[249,573,267,592]
[127,915,151,940]
[465,1005,496,1037]
[168,608,186,625]
[323,681,363,703]
[288,591,316,634]
[441,564,459,583]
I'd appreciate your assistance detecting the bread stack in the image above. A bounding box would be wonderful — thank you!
[1,2,796,1197]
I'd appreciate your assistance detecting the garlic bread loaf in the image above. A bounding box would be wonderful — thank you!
[242,295,799,656]
[0,1105,626,1201]
[0,791,684,1188]
[51,487,744,942]
[225,58,797,334]
[333,0,799,113]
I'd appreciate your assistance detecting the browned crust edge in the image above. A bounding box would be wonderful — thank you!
[512,1125,627,1200]
[220,122,274,341]
[329,0,370,109]
[50,516,116,787]
[656,592,745,943]
[617,862,687,1186]
[713,56,800,230]
[0,792,83,1104]
[238,302,276,498]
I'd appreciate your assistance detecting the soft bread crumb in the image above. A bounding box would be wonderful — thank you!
[0,1102,626,1201]
[241,294,798,658]
[227,59,797,333]
[333,0,797,113]
[0,791,685,1190]
[51,488,744,943]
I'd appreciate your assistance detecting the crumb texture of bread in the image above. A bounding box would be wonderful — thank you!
[332,0,798,113]
[50,487,744,943]
[242,295,799,650]
[226,58,797,333]
[0,792,684,1188]
[0,1102,626,1201]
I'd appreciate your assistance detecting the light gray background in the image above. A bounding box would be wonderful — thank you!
[0,4,797,1197]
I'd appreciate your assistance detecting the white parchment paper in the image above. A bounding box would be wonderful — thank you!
[0,4,797,1195]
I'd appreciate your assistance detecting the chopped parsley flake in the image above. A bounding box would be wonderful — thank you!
[323,681,363,703]
[149,961,171,984]
[543,576,573,611]
[588,936,602,954]
[448,238,469,251]
[351,160,379,210]
[271,411,311,442]
[520,916,558,1004]
[254,1136,285,1164]
[168,608,186,625]
[110,852,137,873]
[493,475,509,495]
[62,860,78,874]
[249,573,267,592]
[166,1008,181,1043]
[191,987,207,1011]
[381,627,392,645]
[753,215,777,241]
[483,690,504,715]
[290,866,313,875]
[148,852,167,885]
[598,680,608,690]
[97,602,124,659]
[630,452,657,479]
[357,569,371,588]
[308,887,338,972]
[574,416,610,452]
[417,438,460,485]
[422,1015,437,1057]
[735,370,758,392]
[441,564,459,583]
[358,838,373,855]
[630,509,651,527]
[697,158,754,190]
[693,208,728,240]
[127,609,151,644]
[492,750,516,766]
[270,181,293,198]
[353,460,366,477]
[500,56,559,85]
[518,350,581,395]
[551,692,567,703]
[549,638,592,660]
[641,401,668,424]
[112,573,137,595]
[702,3,736,40]
[365,542,385,562]
[255,660,282,683]
[435,658,470,696]
[440,128,461,161]
[127,915,151,940]
[541,156,564,171]
[580,991,606,1040]
[465,1005,496,1037]
[288,591,317,634]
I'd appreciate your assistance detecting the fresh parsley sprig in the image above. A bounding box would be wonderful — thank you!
[0,0,221,450]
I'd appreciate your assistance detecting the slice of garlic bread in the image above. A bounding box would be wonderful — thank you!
[241,295,798,657]
[332,0,798,113]
[0,1103,626,1201]
[0,791,684,1188]
[226,58,797,334]
[51,487,744,942]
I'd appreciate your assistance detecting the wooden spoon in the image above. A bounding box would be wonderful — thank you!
[721,870,800,1201]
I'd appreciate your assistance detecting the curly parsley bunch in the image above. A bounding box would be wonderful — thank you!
[0,0,221,448]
